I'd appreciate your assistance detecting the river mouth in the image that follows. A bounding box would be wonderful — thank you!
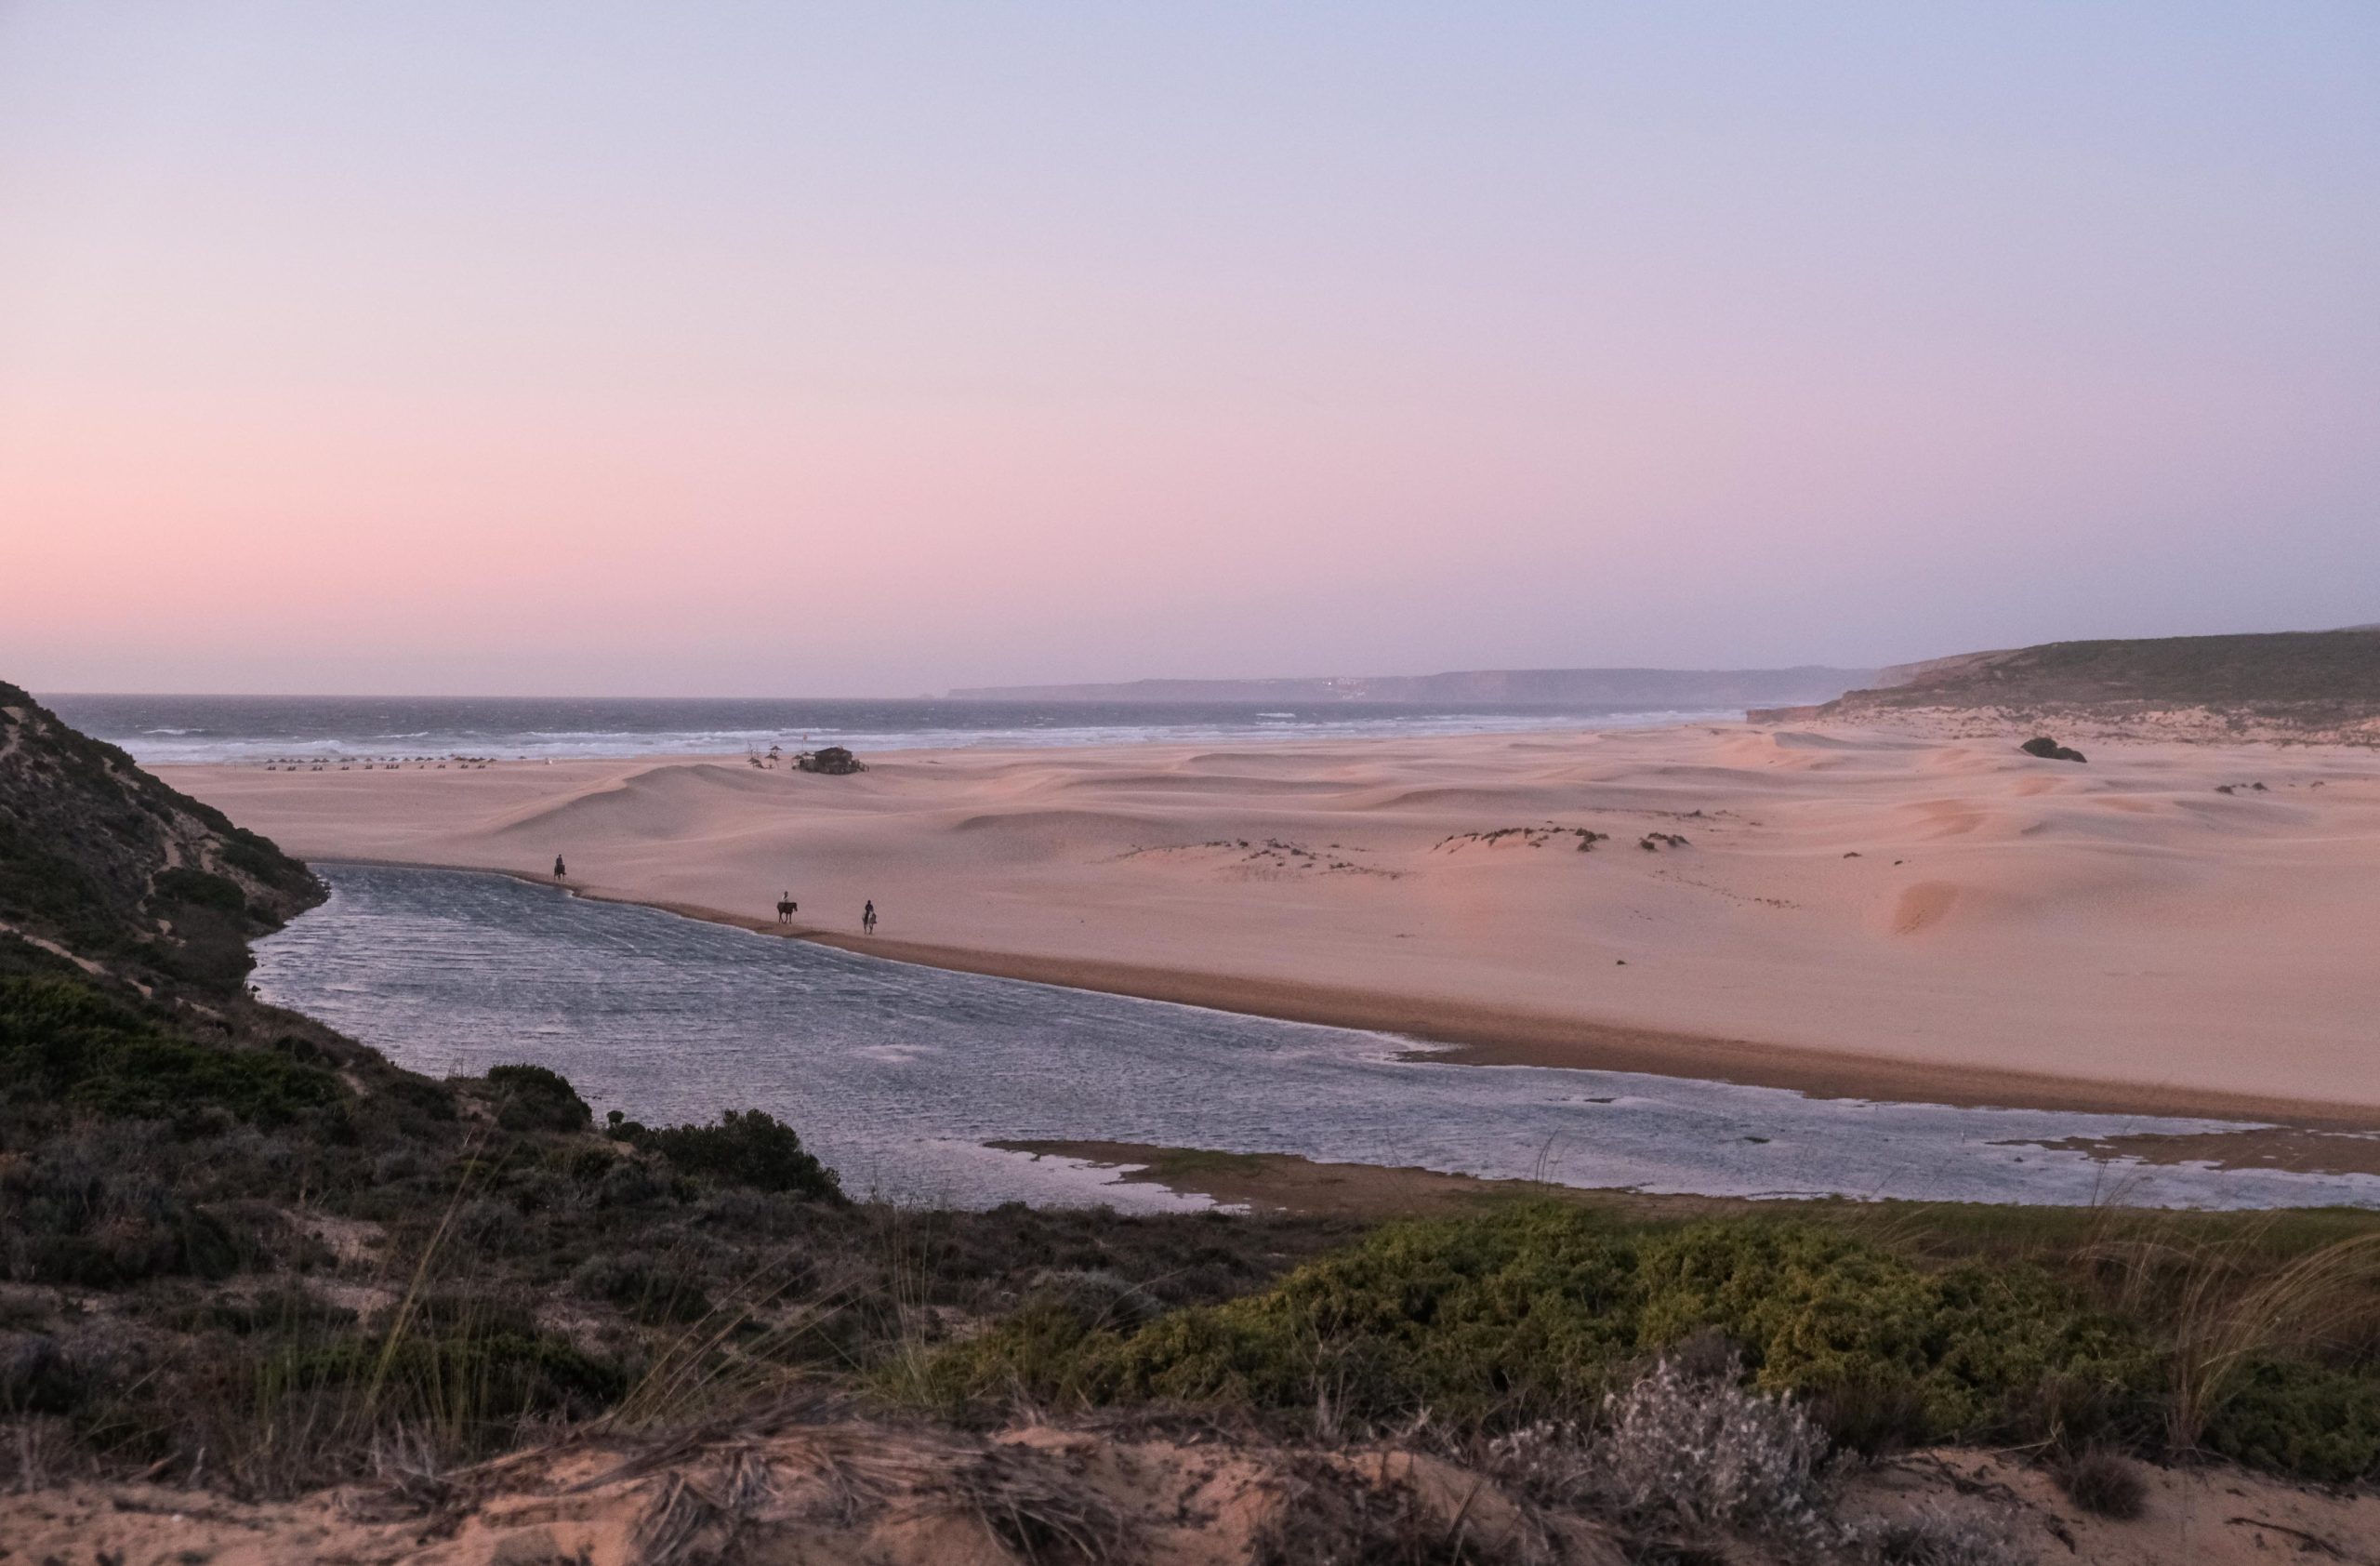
[254,864,2380,1212]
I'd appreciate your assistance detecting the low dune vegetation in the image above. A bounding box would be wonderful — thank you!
[918,1201,2380,1487]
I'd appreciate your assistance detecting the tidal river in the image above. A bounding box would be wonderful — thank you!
[254,864,2380,1213]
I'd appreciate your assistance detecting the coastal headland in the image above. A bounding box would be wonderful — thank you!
[165,720,2380,1124]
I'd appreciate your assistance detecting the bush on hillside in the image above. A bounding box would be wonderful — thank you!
[150,866,247,917]
[484,1062,592,1133]
[638,1109,845,1202]
[0,1133,245,1285]
[0,974,344,1129]
[571,1248,717,1324]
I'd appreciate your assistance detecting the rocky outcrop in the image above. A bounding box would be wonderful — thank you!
[953,665,1878,709]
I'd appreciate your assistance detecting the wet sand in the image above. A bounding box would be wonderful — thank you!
[991,1139,1759,1220]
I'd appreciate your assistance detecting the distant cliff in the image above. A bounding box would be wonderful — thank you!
[951,665,1877,710]
[1770,630,2380,743]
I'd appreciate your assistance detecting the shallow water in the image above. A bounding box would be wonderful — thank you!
[254,865,2380,1212]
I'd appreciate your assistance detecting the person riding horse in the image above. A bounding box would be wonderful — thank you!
[775,892,798,923]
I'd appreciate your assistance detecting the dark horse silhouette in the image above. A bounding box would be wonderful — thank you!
[775,893,798,923]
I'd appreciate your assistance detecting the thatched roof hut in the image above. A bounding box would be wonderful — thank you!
[796,746,866,775]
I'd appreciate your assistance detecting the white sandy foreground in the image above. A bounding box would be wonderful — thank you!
[165,723,2380,1122]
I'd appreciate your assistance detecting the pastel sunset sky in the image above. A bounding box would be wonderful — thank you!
[5,4,2376,696]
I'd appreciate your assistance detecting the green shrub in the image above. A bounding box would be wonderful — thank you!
[150,866,247,917]
[484,1062,591,1132]
[641,1109,844,1202]
[0,820,128,960]
[0,1139,245,1285]
[217,826,316,899]
[2200,1359,2380,1484]
[0,974,344,1128]
[72,1030,340,1124]
[376,1071,459,1125]
[572,1249,716,1324]
[923,1206,2151,1447]
[1634,1222,2146,1443]
[147,913,259,992]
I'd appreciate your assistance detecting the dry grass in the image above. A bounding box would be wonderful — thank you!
[2049,1445,2146,1520]
[947,1444,1135,1564]
[2079,1226,2380,1451]
[633,1446,778,1566]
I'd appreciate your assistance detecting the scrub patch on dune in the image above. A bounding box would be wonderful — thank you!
[1115,839,1398,879]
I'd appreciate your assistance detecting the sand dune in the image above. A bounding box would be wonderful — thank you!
[165,723,2380,1121]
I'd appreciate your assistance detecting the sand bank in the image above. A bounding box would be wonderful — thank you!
[164,723,2380,1122]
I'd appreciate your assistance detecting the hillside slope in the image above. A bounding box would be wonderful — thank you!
[954,664,1875,708]
[0,679,322,993]
[1786,630,2380,741]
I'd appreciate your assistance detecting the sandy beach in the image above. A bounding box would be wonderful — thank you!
[164,723,2380,1122]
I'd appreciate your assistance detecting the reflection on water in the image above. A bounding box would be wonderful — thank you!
[254,865,2380,1213]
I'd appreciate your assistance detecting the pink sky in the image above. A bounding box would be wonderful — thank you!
[6,6,2376,695]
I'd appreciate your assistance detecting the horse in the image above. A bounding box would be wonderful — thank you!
[775,894,798,923]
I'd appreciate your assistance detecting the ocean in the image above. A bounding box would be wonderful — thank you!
[40,692,1731,766]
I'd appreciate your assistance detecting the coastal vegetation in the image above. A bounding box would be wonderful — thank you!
[1803,628,2380,741]
[920,1201,2380,1485]
[4,678,2379,1559]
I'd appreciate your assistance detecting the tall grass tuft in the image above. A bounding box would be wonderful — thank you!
[2082,1226,2380,1456]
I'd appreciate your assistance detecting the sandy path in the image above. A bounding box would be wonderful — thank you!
[163,723,2380,1121]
